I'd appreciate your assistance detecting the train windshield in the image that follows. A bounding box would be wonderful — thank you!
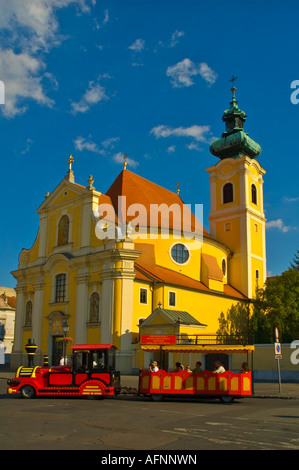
[73,347,116,372]
[91,347,116,371]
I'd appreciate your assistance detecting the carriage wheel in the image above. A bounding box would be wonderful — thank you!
[21,385,36,399]
[151,394,164,402]
[220,395,234,403]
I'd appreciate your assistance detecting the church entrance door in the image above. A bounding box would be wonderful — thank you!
[52,336,63,365]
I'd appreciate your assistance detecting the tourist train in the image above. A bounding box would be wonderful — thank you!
[7,336,254,404]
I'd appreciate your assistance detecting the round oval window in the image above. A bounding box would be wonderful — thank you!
[171,244,189,264]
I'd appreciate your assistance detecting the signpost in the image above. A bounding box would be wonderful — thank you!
[274,327,282,394]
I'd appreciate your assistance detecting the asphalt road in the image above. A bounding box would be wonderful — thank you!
[1,390,299,451]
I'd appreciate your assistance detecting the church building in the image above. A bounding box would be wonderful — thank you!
[11,85,266,373]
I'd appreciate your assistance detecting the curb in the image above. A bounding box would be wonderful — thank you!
[252,394,299,399]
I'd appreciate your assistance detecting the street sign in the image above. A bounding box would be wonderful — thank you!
[140,335,177,345]
[274,342,282,356]
[274,339,282,394]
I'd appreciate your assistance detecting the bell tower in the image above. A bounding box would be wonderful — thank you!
[206,80,266,299]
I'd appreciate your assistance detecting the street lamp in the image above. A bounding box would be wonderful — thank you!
[62,319,69,366]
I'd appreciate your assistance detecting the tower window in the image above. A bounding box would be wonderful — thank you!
[255,269,259,280]
[251,184,257,205]
[223,183,233,204]
[55,274,66,303]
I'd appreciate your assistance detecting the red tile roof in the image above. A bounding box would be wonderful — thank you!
[106,169,210,236]
[134,262,247,300]
[0,294,16,309]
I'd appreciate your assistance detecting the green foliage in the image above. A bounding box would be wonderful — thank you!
[290,249,299,270]
[260,268,299,342]
[218,257,299,344]
[217,302,252,344]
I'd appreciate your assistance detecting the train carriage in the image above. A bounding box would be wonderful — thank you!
[139,336,254,403]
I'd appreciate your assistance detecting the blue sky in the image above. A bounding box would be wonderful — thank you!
[0,0,298,288]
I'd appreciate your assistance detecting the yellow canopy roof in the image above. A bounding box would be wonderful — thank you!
[141,344,255,354]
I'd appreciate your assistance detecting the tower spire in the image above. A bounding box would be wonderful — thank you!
[229,75,238,108]
[65,155,75,183]
[209,79,261,160]
[123,153,128,170]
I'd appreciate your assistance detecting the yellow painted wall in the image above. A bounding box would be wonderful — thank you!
[251,257,265,291]
[133,281,153,328]
[131,235,203,281]
[86,327,101,344]
[215,217,241,254]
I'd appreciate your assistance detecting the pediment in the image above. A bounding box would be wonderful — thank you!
[37,179,90,213]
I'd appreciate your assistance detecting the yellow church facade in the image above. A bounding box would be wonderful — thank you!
[11,87,267,373]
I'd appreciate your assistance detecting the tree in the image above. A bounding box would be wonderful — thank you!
[217,258,299,344]
[290,249,299,270]
[217,301,252,344]
[250,287,273,343]
[260,268,299,342]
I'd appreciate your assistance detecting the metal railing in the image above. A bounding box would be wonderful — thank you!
[176,334,254,346]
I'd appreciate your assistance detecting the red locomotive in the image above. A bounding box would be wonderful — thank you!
[7,344,120,399]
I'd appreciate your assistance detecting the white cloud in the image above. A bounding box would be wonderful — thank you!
[167,145,176,153]
[166,58,217,88]
[150,124,211,142]
[21,138,34,155]
[0,0,92,52]
[266,219,295,233]
[283,196,299,202]
[71,79,109,114]
[95,8,109,29]
[0,48,55,117]
[128,38,145,52]
[166,59,198,88]
[101,136,120,148]
[73,136,105,154]
[0,0,91,117]
[198,62,218,85]
[186,142,201,151]
[170,30,184,47]
[113,152,139,168]
[103,9,109,24]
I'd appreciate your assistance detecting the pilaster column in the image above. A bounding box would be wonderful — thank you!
[10,282,26,369]
[75,267,90,343]
[31,277,45,356]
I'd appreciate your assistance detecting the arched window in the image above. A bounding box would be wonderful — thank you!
[222,258,227,277]
[25,301,32,327]
[223,183,233,204]
[251,184,257,205]
[57,215,69,246]
[89,292,100,323]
